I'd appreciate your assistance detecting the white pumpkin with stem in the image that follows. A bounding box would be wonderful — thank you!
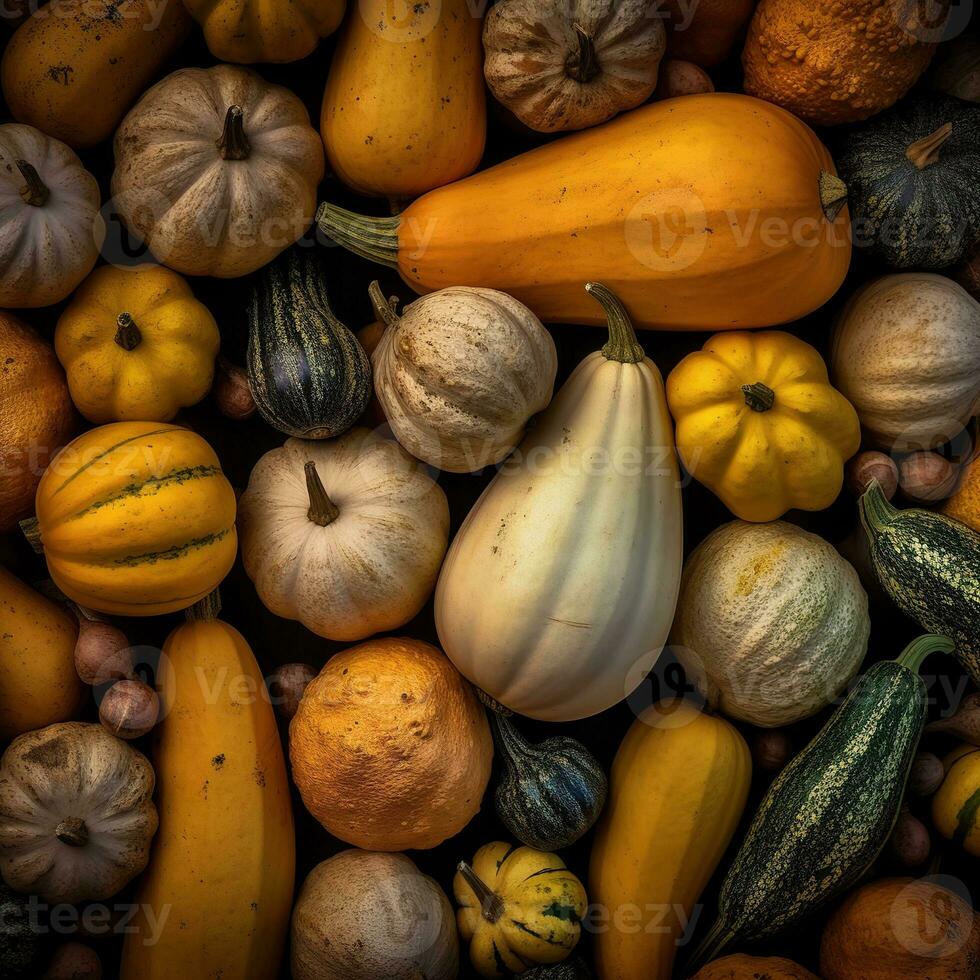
[0,123,103,308]
[111,64,325,278]
[435,283,683,722]
[0,722,158,904]
[370,281,558,473]
[239,428,450,641]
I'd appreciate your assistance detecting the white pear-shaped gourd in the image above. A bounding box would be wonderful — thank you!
[435,283,683,722]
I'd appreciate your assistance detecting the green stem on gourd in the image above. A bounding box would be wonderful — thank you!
[476,687,514,716]
[686,917,734,974]
[741,382,775,412]
[114,313,142,352]
[585,282,644,364]
[818,170,849,222]
[456,861,505,924]
[488,711,529,763]
[55,817,89,847]
[217,105,251,160]
[305,461,340,527]
[906,123,953,170]
[19,517,43,553]
[367,280,401,329]
[859,479,899,536]
[16,160,49,207]
[185,590,222,623]
[896,634,955,674]
[316,203,401,268]
[566,24,601,83]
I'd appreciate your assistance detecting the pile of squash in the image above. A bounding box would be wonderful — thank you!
[1,0,980,978]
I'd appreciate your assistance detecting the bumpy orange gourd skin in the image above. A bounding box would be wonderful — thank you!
[691,954,820,980]
[743,0,940,126]
[942,456,980,532]
[289,637,492,851]
[0,566,85,740]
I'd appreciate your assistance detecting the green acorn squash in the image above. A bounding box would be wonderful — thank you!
[0,881,41,978]
[837,97,980,269]
[247,249,371,439]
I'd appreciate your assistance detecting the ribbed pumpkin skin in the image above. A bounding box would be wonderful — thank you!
[932,749,980,855]
[34,422,237,617]
[248,250,371,439]
[837,98,980,269]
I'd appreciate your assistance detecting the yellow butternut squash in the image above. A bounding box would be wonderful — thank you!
[0,565,85,740]
[320,0,485,199]
[589,698,751,979]
[120,595,294,980]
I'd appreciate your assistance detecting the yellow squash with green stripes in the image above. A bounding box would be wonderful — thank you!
[933,746,980,856]
[33,421,236,616]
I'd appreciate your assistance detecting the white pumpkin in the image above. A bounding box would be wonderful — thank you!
[111,64,325,278]
[291,849,459,980]
[830,274,980,451]
[435,283,683,722]
[0,722,158,904]
[669,520,871,728]
[239,428,450,641]
[0,123,103,308]
[371,283,558,473]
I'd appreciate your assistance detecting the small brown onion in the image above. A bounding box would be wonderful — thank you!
[845,451,899,499]
[269,663,316,720]
[74,619,134,686]
[42,942,102,980]
[656,59,715,99]
[899,451,959,504]
[99,679,159,739]
[954,245,980,300]
[751,729,793,773]
[213,357,256,421]
[887,806,931,868]
[908,751,945,796]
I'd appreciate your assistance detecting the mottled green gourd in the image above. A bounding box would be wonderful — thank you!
[860,480,980,685]
[837,97,980,269]
[687,634,954,970]
[522,959,593,979]
[247,248,371,439]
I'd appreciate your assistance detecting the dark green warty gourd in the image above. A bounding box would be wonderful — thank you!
[521,957,593,979]
[687,634,954,971]
[860,479,980,685]
[490,712,607,852]
[247,248,372,439]
[837,96,980,269]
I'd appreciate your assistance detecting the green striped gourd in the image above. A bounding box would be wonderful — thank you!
[688,634,954,970]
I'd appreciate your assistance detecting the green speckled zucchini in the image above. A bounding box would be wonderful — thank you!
[860,479,980,684]
[688,634,954,970]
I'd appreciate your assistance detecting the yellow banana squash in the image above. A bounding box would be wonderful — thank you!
[120,594,294,980]
[589,698,751,979]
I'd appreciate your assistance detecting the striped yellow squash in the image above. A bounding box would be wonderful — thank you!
[933,747,980,856]
[33,421,236,616]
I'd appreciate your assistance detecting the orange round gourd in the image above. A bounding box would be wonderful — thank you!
[942,456,980,532]
[691,954,819,979]
[289,638,492,851]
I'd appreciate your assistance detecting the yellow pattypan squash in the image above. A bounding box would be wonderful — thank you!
[55,264,220,424]
[454,842,587,978]
[666,331,860,522]
[933,747,980,857]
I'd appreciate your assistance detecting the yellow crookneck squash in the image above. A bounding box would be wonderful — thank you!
[120,593,294,980]
[667,331,861,522]
[32,422,237,617]
[318,93,852,329]
[55,264,220,424]
[320,0,486,200]
[183,0,345,63]
[589,698,752,980]
[454,842,587,978]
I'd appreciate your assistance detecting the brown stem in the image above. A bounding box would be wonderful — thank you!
[17,160,49,207]
[741,382,775,412]
[185,590,222,623]
[456,861,505,923]
[114,313,142,351]
[586,282,644,364]
[819,170,848,222]
[217,105,251,160]
[305,462,340,526]
[367,280,401,329]
[55,817,89,847]
[906,123,953,170]
[566,24,601,83]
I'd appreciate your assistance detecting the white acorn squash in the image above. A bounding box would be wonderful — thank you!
[434,283,683,722]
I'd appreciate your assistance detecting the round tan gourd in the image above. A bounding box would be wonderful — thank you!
[691,954,819,979]
[670,520,870,727]
[831,274,980,451]
[291,849,458,980]
[371,284,557,473]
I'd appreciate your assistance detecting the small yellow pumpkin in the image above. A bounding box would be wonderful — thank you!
[941,455,980,533]
[667,331,861,522]
[454,842,587,978]
[33,422,237,617]
[932,747,980,856]
[55,265,220,424]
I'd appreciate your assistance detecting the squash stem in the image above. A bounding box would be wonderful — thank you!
[316,203,400,268]
[367,280,401,329]
[686,917,733,973]
[585,282,644,364]
[55,817,89,847]
[16,159,49,207]
[859,479,898,536]
[896,635,955,674]
[305,461,340,527]
[741,382,775,412]
[476,687,514,716]
[114,313,142,351]
[818,171,848,222]
[906,123,953,170]
[456,861,505,924]
[488,712,530,762]
[566,24,601,83]
[185,590,222,622]
[19,516,43,553]
[217,105,251,160]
